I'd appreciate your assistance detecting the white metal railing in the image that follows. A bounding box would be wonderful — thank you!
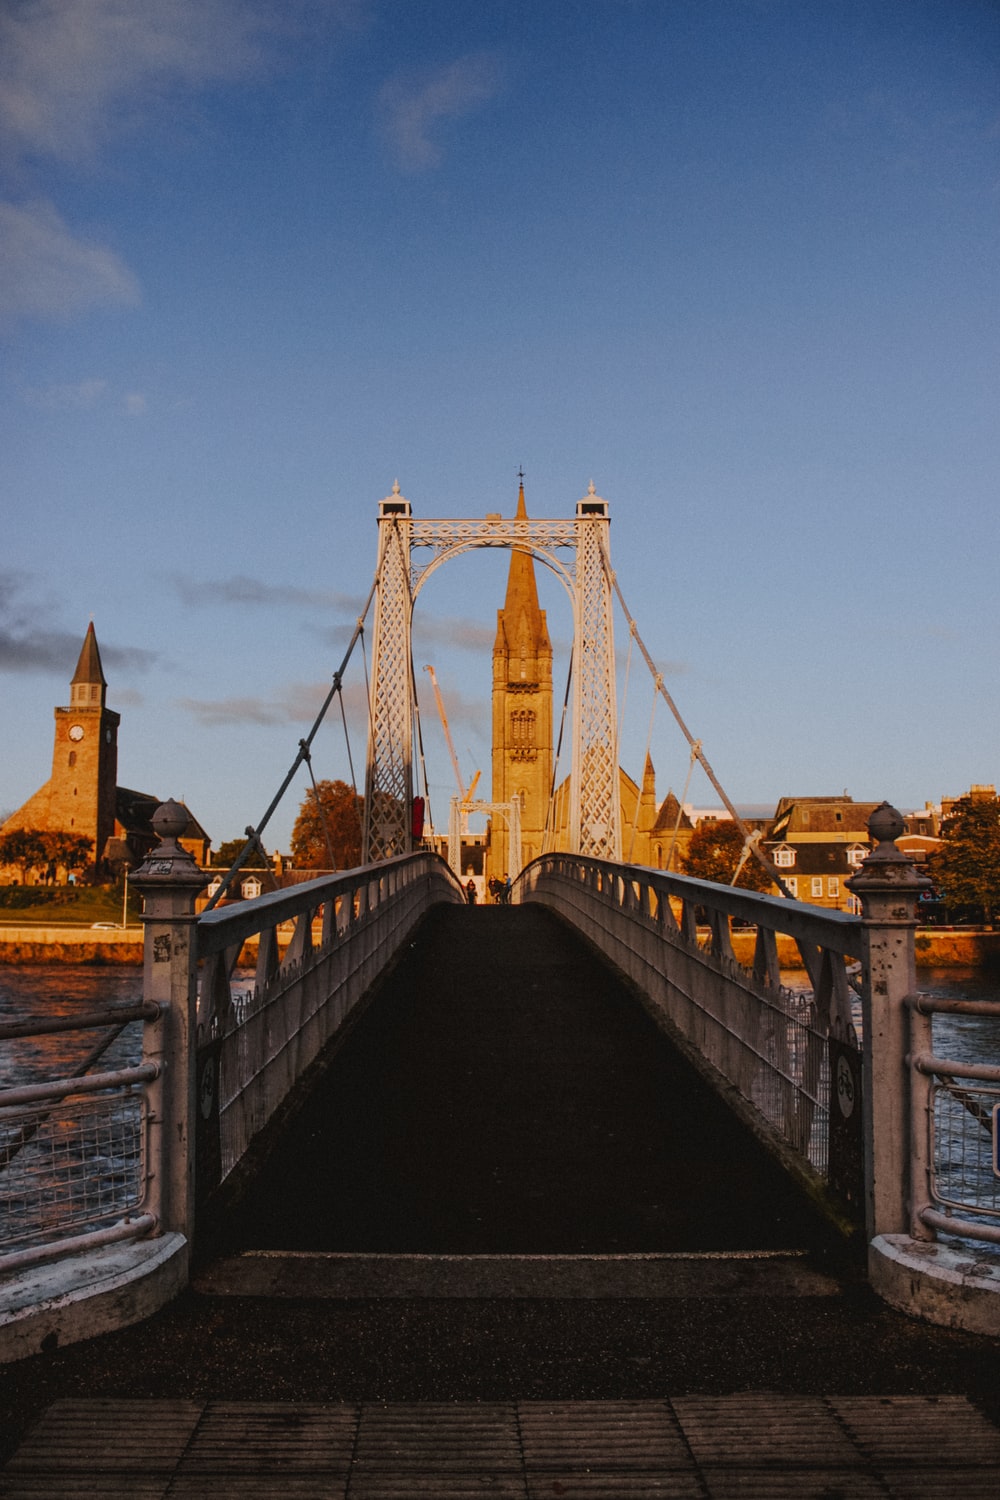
[908,992,1000,1248]
[516,854,864,1195]
[195,852,465,1195]
[0,1002,162,1272]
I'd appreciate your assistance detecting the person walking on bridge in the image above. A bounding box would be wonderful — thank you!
[465,877,477,904]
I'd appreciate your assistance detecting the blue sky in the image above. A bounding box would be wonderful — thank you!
[2,0,997,853]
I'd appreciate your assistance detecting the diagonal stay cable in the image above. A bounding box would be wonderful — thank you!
[598,535,792,897]
[204,575,378,911]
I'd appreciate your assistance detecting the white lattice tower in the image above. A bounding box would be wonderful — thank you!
[571,489,621,860]
[362,485,620,866]
[363,487,414,861]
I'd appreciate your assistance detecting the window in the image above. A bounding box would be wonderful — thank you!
[846,845,867,868]
[827,877,839,897]
[811,877,824,899]
[773,845,796,868]
[241,876,262,899]
[510,708,537,760]
[784,877,797,897]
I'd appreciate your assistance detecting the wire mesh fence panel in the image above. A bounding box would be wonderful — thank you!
[0,1088,146,1250]
[931,1081,1000,1226]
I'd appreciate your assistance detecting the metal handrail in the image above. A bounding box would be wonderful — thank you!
[0,1064,160,1109]
[0,1002,161,1041]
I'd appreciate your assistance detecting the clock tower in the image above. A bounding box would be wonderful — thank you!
[47,623,121,864]
[490,482,554,875]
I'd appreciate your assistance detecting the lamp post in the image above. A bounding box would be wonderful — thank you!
[122,860,131,928]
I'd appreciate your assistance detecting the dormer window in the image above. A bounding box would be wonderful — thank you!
[773,844,796,868]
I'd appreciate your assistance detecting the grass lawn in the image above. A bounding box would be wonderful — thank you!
[0,885,141,926]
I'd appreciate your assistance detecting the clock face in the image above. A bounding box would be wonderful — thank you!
[69,724,84,742]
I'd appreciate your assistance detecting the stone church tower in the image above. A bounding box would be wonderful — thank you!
[490,482,553,875]
[2,623,120,866]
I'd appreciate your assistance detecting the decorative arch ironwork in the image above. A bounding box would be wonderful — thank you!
[363,484,620,865]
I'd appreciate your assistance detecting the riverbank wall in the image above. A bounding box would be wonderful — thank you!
[0,927,145,965]
[2,923,1000,970]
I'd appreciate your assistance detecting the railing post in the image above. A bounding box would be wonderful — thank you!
[131,800,208,1264]
[846,802,930,1245]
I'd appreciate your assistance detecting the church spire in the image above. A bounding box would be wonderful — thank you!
[70,622,107,708]
[500,478,550,653]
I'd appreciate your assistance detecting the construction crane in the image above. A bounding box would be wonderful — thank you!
[424,665,480,806]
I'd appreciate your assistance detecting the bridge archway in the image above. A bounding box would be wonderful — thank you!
[363,484,620,865]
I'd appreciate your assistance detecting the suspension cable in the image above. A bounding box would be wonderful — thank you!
[599,537,792,897]
[410,647,435,836]
[204,579,379,911]
[301,740,337,871]
[626,670,657,863]
[665,739,699,872]
[542,644,574,853]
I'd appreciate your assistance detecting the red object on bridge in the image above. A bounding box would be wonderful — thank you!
[411,796,425,839]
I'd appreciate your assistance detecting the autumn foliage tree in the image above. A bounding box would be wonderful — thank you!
[291,779,364,870]
[681,819,773,891]
[0,828,92,882]
[928,792,1000,924]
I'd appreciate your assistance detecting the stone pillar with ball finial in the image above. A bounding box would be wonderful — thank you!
[131,800,208,1266]
[846,801,932,1245]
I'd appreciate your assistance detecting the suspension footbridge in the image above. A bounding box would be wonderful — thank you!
[1,485,999,1486]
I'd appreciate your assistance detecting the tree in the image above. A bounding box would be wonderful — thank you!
[928,793,1000,924]
[211,836,269,869]
[40,831,93,878]
[291,779,364,869]
[682,819,774,891]
[0,828,48,882]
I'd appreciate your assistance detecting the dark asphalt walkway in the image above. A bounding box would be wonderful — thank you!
[210,903,833,1257]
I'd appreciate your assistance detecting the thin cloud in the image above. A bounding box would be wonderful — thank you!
[412,613,497,652]
[24,377,109,411]
[0,0,286,164]
[378,52,503,171]
[0,571,157,675]
[0,199,140,321]
[179,677,369,729]
[0,626,156,677]
[171,574,366,612]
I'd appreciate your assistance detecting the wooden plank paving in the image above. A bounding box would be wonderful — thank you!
[4,1395,1000,1498]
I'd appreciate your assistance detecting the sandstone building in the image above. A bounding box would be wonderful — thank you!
[0,624,209,881]
[485,485,693,880]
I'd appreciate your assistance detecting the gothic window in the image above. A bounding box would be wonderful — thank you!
[510,708,537,760]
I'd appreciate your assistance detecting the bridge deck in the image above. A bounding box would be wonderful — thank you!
[210,903,830,1258]
[4,905,999,1485]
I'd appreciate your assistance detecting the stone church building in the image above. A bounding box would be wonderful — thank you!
[0,624,209,882]
[485,484,693,881]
